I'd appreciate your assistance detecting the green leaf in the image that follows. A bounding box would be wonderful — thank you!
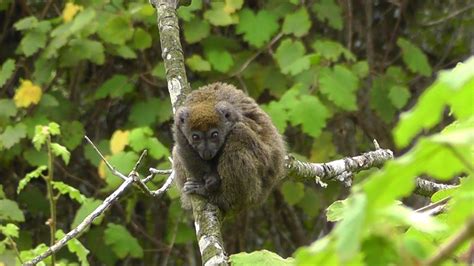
[95,75,134,99]
[151,62,166,80]
[224,0,244,13]
[281,181,305,205]
[282,7,311,37]
[393,82,449,147]
[319,65,359,111]
[98,16,133,45]
[60,39,105,66]
[0,59,15,88]
[24,148,48,166]
[177,0,202,21]
[445,176,474,230]
[312,0,343,30]
[19,243,49,265]
[382,204,445,233]
[236,9,279,48]
[128,127,169,160]
[280,87,330,138]
[32,125,47,150]
[370,76,397,122]
[56,230,90,266]
[104,152,139,190]
[72,199,104,228]
[186,54,211,72]
[0,99,16,118]
[39,94,59,107]
[70,9,96,34]
[362,236,399,265]
[326,199,347,222]
[48,122,60,135]
[261,101,288,133]
[0,223,19,238]
[60,120,85,150]
[394,58,474,147]
[128,97,172,126]
[183,18,210,44]
[275,39,308,75]
[19,30,47,57]
[33,56,55,85]
[104,223,144,259]
[52,181,86,203]
[351,61,369,78]
[205,49,234,73]
[115,45,137,59]
[83,139,109,167]
[204,2,238,26]
[230,250,295,265]
[388,85,411,109]
[296,188,320,218]
[51,143,70,164]
[0,199,25,222]
[132,28,152,50]
[14,16,39,31]
[312,40,355,62]
[17,165,47,194]
[0,123,26,149]
[334,193,367,261]
[397,38,432,77]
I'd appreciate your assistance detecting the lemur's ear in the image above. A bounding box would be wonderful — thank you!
[176,107,190,125]
[215,101,241,122]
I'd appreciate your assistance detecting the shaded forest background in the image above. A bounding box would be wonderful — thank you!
[0,0,473,265]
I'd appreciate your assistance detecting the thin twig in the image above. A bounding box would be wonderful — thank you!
[229,32,283,78]
[84,136,128,181]
[415,197,451,216]
[423,4,474,27]
[425,216,474,265]
[7,236,23,264]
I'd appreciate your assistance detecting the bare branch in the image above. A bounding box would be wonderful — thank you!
[286,148,394,187]
[24,141,174,265]
[84,136,127,181]
[415,178,456,197]
[24,178,134,265]
[151,0,228,264]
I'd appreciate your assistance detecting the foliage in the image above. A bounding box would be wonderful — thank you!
[0,0,471,265]
[293,58,474,265]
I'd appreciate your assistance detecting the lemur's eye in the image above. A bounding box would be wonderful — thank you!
[211,131,219,139]
[192,134,200,141]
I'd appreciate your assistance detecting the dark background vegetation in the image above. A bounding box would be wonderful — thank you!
[0,0,472,265]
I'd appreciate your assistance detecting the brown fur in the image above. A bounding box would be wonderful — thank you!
[173,82,286,213]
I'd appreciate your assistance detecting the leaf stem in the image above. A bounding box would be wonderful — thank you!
[44,134,57,266]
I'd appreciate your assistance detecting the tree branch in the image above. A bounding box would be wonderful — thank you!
[24,139,173,265]
[286,141,394,187]
[151,1,228,265]
[415,178,456,197]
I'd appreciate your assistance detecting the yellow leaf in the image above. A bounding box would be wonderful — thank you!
[62,2,83,22]
[98,159,107,179]
[223,0,243,14]
[110,130,129,154]
[13,80,42,108]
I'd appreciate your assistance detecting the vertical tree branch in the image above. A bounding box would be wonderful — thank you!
[151,0,228,264]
